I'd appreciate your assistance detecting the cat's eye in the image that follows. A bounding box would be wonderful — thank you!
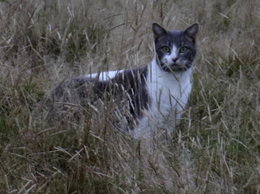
[179,47,189,53]
[161,46,171,53]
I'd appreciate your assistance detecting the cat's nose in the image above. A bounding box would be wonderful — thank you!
[172,57,178,62]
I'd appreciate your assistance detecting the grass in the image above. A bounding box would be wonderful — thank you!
[0,0,259,193]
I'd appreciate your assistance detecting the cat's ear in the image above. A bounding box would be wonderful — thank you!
[184,23,199,39]
[152,23,167,40]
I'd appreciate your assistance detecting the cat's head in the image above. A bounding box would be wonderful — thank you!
[152,23,198,72]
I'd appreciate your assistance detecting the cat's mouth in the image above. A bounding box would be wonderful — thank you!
[162,62,191,72]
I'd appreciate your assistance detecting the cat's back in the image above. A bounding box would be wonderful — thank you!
[39,66,150,129]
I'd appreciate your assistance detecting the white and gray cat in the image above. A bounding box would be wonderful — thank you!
[44,23,199,138]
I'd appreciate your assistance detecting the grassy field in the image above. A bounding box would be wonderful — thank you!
[0,0,259,193]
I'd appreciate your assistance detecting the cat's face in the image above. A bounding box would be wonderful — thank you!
[153,23,198,72]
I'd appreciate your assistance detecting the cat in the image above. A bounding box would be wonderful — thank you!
[43,23,199,139]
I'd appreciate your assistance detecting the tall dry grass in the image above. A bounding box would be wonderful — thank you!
[0,0,259,193]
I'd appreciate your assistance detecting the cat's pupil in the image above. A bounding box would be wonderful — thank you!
[179,46,189,53]
[161,46,171,53]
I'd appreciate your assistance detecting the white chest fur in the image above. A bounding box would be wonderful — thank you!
[133,58,193,138]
